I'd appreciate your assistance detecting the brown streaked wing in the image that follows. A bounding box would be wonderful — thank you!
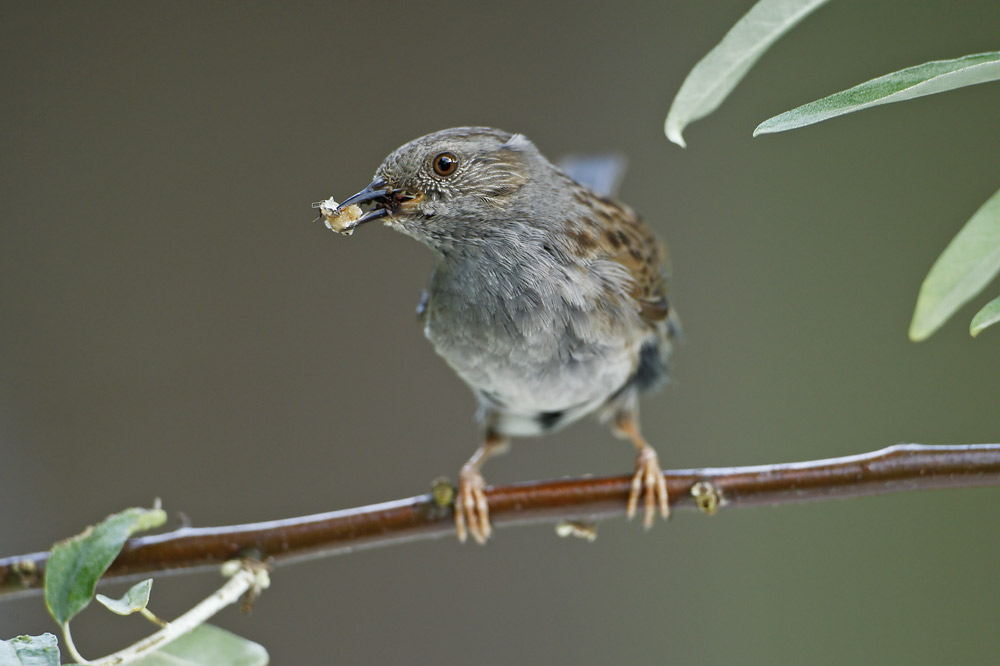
[567,183,670,325]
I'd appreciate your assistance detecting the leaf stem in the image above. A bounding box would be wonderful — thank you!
[87,565,262,666]
[61,623,91,665]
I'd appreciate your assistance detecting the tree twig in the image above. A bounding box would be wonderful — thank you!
[2,443,998,599]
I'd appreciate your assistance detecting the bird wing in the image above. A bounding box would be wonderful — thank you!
[564,184,671,326]
[614,213,671,326]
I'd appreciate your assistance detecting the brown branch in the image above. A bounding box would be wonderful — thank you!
[2,443,998,599]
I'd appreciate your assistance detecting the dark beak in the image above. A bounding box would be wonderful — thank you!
[313,177,424,231]
[336,178,393,225]
[339,178,391,208]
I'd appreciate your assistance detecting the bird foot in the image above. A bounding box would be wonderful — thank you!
[627,445,670,528]
[455,464,491,544]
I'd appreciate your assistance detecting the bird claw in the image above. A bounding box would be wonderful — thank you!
[627,445,670,529]
[455,465,491,544]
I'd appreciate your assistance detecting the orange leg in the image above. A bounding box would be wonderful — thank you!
[614,412,670,528]
[455,431,509,544]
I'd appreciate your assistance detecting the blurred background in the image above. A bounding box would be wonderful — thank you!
[2,1,999,664]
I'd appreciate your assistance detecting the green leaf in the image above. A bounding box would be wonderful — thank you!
[130,625,269,666]
[970,295,1000,337]
[44,507,167,626]
[910,187,1000,341]
[96,578,153,615]
[0,634,60,666]
[665,0,831,147]
[755,51,1000,135]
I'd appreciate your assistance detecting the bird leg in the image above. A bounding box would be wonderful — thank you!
[614,411,670,528]
[455,431,509,544]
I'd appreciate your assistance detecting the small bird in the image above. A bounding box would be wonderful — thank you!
[318,127,678,544]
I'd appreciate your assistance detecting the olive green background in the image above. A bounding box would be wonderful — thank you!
[2,2,998,664]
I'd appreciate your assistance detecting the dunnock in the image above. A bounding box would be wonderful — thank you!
[316,127,678,544]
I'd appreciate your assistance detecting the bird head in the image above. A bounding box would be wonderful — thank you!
[327,127,548,250]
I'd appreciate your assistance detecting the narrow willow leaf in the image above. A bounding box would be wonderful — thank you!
[970,295,1000,337]
[96,579,153,615]
[129,625,269,666]
[665,0,831,147]
[910,188,1000,341]
[0,634,60,666]
[44,507,167,626]
[756,51,1000,135]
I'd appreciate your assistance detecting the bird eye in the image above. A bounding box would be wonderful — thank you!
[432,152,459,177]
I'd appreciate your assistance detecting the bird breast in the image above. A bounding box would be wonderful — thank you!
[423,237,646,415]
